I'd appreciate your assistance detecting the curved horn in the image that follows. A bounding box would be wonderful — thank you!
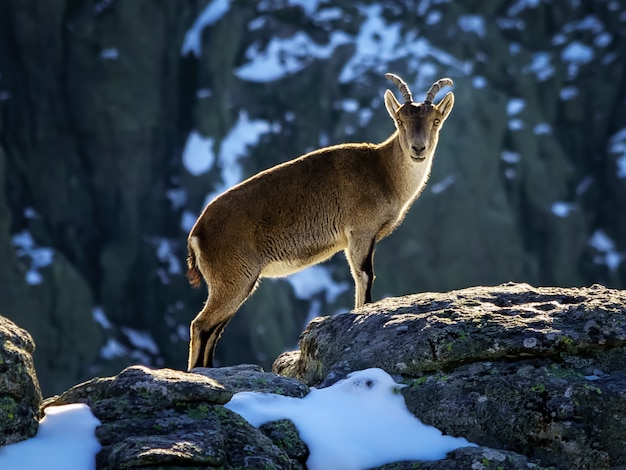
[425,78,453,103]
[385,73,413,103]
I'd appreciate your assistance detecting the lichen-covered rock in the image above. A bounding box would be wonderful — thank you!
[46,364,307,469]
[192,363,309,397]
[375,446,548,470]
[0,315,42,446]
[275,283,626,469]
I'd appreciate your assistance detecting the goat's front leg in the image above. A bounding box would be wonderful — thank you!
[346,234,376,308]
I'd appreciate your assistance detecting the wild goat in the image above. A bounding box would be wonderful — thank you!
[186,73,454,369]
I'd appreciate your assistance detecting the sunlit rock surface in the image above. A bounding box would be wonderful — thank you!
[0,315,42,446]
[275,283,626,469]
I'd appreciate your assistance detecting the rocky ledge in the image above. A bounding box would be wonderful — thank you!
[1,283,625,469]
[275,283,626,469]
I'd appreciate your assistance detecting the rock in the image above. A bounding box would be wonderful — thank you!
[275,283,626,469]
[0,315,42,446]
[192,363,309,396]
[375,446,546,470]
[46,364,308,469]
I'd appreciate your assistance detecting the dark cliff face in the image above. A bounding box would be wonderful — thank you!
[0,0,625,395]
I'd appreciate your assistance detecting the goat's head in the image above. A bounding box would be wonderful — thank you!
[384,73,454,161]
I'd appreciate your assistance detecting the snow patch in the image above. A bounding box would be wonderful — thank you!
[551,202,575,218]
[225,368,476,470]
[204,111,274,203]
[122,328,160,355]
[155,238,182,283]
[100,48,119,60]
[93,307,112,330]
[431,175,456,194]
[501,151,521,163]
[236,31,350,82]
[507,98,525,116]
[608,128,626,178]
[472,76,487,89]
[11,230,54,285]
[166,187,187,210]
[182,130,215,176]
[181,0,232,56]
[457,15,486,37]
[0,404,101,470]
[286,265,349,303]
[507,0,540,17]
[589,229,623,272]
[100,338,128,359]
[533,123,552,135]
[181,210,197,232]
[560,86,578,101]
[523,52,554,81]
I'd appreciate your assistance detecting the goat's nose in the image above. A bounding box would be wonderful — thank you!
[412,145,426,155]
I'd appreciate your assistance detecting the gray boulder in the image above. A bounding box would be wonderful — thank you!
[274,283,626,469]
[46,364,309,469]
[0,315,42,446]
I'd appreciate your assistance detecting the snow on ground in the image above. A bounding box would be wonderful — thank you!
[225,368,476,470]
[0,404,101,470]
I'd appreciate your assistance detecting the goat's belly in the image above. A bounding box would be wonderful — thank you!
[260,247,341,278]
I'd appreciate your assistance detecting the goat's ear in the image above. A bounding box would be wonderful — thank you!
[384,89,401,118]
[437,92,455,122]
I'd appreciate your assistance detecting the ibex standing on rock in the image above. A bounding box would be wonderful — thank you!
[187,73,454,369]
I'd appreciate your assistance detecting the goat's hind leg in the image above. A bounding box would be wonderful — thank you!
[188,274,259,370]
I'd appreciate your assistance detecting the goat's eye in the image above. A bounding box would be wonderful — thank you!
[397,120,403,128]
[433,119,441,127]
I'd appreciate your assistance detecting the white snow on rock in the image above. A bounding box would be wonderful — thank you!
[236,31,350,82]
[181,0,232,56]
[501,150,521,163]
[11,230,54,285]
[609,128,626,179]
[285,265,349,303]
[122,327,160,355]
[430,175,456,195]
[100,48,119,60]
[181,210,197,233]
[100,338,128,359]
[225,368,476,470]
[507,98,525,116]
[589,229,623,272]
[523,52,554,81]
[551,202,575,218]
[93,307,112,329]
[0,404,101,470]
[457,15,486,37]
[203,111,275,204]
[560,86,578,100]
[182,130,215,176]
[561,41,594,64]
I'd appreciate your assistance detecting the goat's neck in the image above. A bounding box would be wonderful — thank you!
[377,132,435,203]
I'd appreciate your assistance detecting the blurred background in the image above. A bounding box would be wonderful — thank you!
[0,0,625,396]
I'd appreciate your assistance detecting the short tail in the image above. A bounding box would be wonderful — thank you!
[187,239,203,288]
